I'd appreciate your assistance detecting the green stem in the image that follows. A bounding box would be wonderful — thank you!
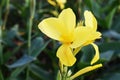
[26,0,36,80]
[0,69,4,80]
[26,66,30,80]
[0,26,3,65]
[61,65,68,80]
[0,0,3,65]
[2,0,10,30]
[28,0,36,55]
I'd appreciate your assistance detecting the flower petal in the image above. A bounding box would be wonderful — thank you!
[38,18,66,41]
[84,11,97,31]
[90,32,102,40]
[57,0,66,9]
[59,8,76,34]
[47,0,56,6]
[91,43,100,65]
[71,27,92,48]
[57,44,76,66]
[56,0,66,3]
[70,64,102,79]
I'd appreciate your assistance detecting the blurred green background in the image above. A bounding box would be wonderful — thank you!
[0,0,120,80]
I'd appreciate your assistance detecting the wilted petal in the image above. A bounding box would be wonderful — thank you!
[71,27,92,48]
[84,11,97,31]
[91,43,100,65]
[70,64,102,79]
[57,44,76,66]
[59,8,76,34]
[38,18,66,41]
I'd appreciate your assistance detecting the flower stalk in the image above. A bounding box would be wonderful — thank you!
[2,0,10,30]
[26,0,36,80]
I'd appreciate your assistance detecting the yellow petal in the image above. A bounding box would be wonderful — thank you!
[57,44,76,66]
[70,64,102,79]
[38,18,66,41]
[56,0,66,3]
[59,3,65,9]
[90,32,102,40]
[84,11,97,31]
[91,43,100,65]
[71,27,92,48]
[59,8,76,34]
[56,0,66,9]
[47,0,56,6]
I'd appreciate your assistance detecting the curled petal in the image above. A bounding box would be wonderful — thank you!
[84,11,97,31]
[90,32,102,40]
[91,43,100,65]
[71,27,92,48]
[57,44,76,66]
[70,64,102,79]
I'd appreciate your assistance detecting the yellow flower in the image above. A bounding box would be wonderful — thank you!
[47,0,66,9]
[38,8,101,66]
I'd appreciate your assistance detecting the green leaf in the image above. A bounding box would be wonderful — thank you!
[111,14,120,33]
[7,55,35,68]
[10,65,27,78]
[105,8,116,29]
[100,50,114,61]
[29,64,52,80]
[103,30,120,40]
[98,73,120,80]
[0,70,4,80]
[30,37,51,57]
[80,45,95,63]
[99,42,120,52]
[3,46,21,63]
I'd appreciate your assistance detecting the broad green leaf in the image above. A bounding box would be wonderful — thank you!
[29,64,52,80]
[103,30,120,40]
[97,73,120,80]
[100,50,114,61]
[80,45,95,63]
[30,37,51,57]
[0,70,4,80]
[7,55,35,68]
[3,46,21,63]
[99,42,120,52]
[111,14,120,33]
[105,8,116,29]
[10,65,27,78]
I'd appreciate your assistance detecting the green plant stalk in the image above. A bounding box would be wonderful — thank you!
[2,0,10,30]
[62,66,68,80]
[59,61,68,80]
[26,0,36,80]
[0,1,4,80]
[0,69,4,80]
[28,0,36,55]
[0,1,3,65]
[0,26,3,65]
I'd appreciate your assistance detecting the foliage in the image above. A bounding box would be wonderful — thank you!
[0,0,120,80]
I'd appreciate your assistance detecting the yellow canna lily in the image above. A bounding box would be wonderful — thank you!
[47,0,66,9]
[38,8,101,66]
